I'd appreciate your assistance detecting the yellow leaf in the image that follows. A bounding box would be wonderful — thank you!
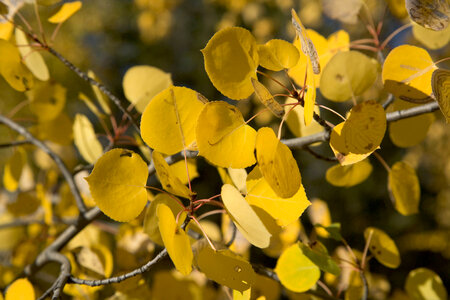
[382,45,436,103]
[123,65,173,113]
[320,51,379,102]
[329,122,372,165]
[325,159,373,187]
[284,98,323,138]
[405,0,450,31]
[432,68,450,123]
[3,148,26,192]
[73,114,103,164]
[48,1,82,23]
[5,278,35,300]
[246,177,310,226]
[152,151,193,199]
[386,0,408,19]
[388,161,420,216]
[275,243,320,292]
[341,100,386,154]
[196,101,256,168]
[0,213,25,251]
[322,0,363,24]
[228,167,248,194]
[405,268,448,300]
[388,99,435,147]
[193,239,256,292]
[255,127,301,198]
[15,29,49,81]
[304,61,316,126]
[257,39,299,71]
[221,184,271,248]
[169,158,199,185]
[234,288,251,300]
[87,70,111,114]
[0,39,33,91]
[36,183,52,225]
[27,81,66,122]
[202,27,259,100]
[364,227,400,268]
[86,149,148,222]
[0,22,14,40]
[7,191,40,217]
[308,199,331,238]
[157,203,192,275]
[141,86,204,155]
[412,23,450,50]
[78,92,104,119]
[32,112,73,145]
[263,219,301,258]
[251,78,284,118]
[291,9,320,74]
[251,274,280,300]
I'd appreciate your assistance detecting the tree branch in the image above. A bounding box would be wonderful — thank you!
[0,115,87,214]
[386,101,438,122]
[0,139,31,148]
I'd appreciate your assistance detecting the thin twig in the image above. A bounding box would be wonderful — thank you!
[225,222,237,247]
[0,115,87,214]
[302,146,337,162]
[0,139,31,148]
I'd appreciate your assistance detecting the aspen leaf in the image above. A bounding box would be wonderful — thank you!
[304,61,316,125]
[364,227,400,268]
[3,148,26,192]
[341,100,386,154]
[284,98,322,138]
[202,27,259,100]
[73,114,103,164]
[144,194,183,246]
[322,0,363,24]
[221,184,271,248]
[263,219,301,258]
[228,167,248,194]
[275,243,320,292]
[73,246,110,277]
[388,161,420,216]
[291,9,320,74]
[412,23,450,49]
[246,166,262,191]
[32,112,73,145]
[255,127,301,198]
[87,70,111,114]
[5,278,34,300]
[382,45,436,103]
[405,0,450,31]
[257,39,299,71]
[157,203,192,275]
[325,159,373,187]
[386,0,408,18]
[170,159,199,185]
[48,1,82,23]
[246,177,310,226]
[308,199,331,238]
[388,100,435,147]
[432,68,450,122]
[78,92,104,119]
[320,51,378,102]
[28,81,66,122]
[405,268,447,300]
[152,151,193,199]
[15,29,49,81]
[315,223,343,241]
[141,86,204,155]
[298,241,341,276]
[251,78,284,118]
[329,122,372,165]
[193,239,256,292]
[233,288,251,300]
[196,101,256,168]
[0,213,25,251]
[0,39,33,91]
[0,22,14,40]
[85,149,148,222]
[123,65,173,113]
[7,191,40,216]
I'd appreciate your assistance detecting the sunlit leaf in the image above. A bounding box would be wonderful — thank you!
[246,177,310,226]
[193,239,256,292]
[169,159,199,185]
[386,0,408,19]
[87,70,111,114]
[141,86,204,155]
[298,241,341,276]
[3,148,26,192]
[275,243,320,292]
[15,29,49,81]
[382,45,436,103]
[152,151,193,199]
[123,65,173,113]
[196,101,256,168]
[251,78,284,118]
[315,223,343,241]
[308,199,331,238]
[284,98,323,138]
[5,278,34,300]
[320,51,379,102]
[405,268,448,300]
[48,1,82,23]
[432,68,450,122]
[233,288,251,300]
[228,167,248,194]
[325,159,373,187]
[86,149,148,222]
[388,99,435,147]
[263,219,301,258]
[221,184,271,248]
[157,203,192,275]
[27,81,66,122]
[412,23,450,49]
[0,39,33,91]
[202,27,259,100]
[322,0,363,24]
[405,0,450,31]
[304,61,316,126]
[388,161,420,216]
[364,227,400,268]
[0,22,14,40]
[257,39,299,71]
[341,100,386,154]
[73,114,103,164]
[255,127,301,198]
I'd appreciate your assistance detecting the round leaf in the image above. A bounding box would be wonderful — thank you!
[388,161,420,216]
[73,114,103,164]
[0,39,34,91]
[405,268,447,300]
[257,39,299,71]
[15,29,49,81]
[364,227,400,268]
[405,0,450,31]
[325,159,373,187]
[86,148,148,222]
[202,27,259,100]
[412,23,450,49]
[5,278,35,300]
[329,122,372,165]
